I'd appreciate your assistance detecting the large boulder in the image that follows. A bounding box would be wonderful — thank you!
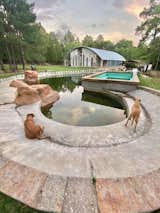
[10,80,60,109]
[32,84,60,109]
[10,80,40,106]
[24,70,39,85]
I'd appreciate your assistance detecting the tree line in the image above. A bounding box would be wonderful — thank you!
[0,0,160,71]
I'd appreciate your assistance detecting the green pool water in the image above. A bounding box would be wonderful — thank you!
[94,72,133,80]
[41,76,127,126]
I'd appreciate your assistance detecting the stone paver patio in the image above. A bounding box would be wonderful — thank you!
[0,77,160,213]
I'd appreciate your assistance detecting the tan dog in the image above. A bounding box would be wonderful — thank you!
[125,98,141,131]
[24,114,46,139]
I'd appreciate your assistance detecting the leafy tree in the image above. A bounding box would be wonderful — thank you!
[115,39,136,60]
[94,34,105,49]
[136,0,160,69]
[96,34,104,42]
[135,43,149,61]
[46,32,63,64]
[0,0,37,71]
[82,35,94,47]
[64,30,75,44]
[136,0,160,42]
[25,24,48,64]
[103,41,115,51]
[148,37,160,69]
[63,30,80,59]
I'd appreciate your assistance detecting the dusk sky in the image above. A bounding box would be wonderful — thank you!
[27,0,149,44]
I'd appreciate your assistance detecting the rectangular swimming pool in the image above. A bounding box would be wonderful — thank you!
[94,72,133,80]
[82,71,139,93]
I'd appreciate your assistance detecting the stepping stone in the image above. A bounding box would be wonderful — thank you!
[38,175,67,212]
[131,170,160,211]
[0,161,47,208]
[63,177,98,213]
[96,170,160,213]
[96,178,131,213]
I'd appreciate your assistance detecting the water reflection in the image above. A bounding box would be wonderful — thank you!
[41,76,126,126]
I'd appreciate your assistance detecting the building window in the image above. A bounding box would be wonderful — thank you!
[72,56,74,66]
[83,55,85,66]
[107,60,112,66]
[86,57,88,67]
[91,57,93,67]
[74,56,76,66]
[77,55,79,67]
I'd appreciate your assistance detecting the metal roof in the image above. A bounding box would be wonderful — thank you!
[87,47,126,61]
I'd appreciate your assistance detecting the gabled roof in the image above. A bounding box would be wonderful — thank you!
[72,46,126,61]
[87,47,126,61]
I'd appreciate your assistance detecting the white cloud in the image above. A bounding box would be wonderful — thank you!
[27,0,150,43]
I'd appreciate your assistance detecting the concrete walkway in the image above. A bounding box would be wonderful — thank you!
[0,79,160,213]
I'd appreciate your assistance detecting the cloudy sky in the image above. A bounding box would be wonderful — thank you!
[27,0,149,44]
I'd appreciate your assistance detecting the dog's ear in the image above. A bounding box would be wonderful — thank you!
[135,97,141,102]
[136,98,141,103]
[27,113,35,117]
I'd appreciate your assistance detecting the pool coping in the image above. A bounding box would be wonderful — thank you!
[16,91,150,149]
[139,85,160,96]
[82,70,140,85]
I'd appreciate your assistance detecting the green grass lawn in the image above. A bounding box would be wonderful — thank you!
[0,192,48,213]
[0,64,95,79]
[35,65,95,72]
[0,64,95,74]
[139,74,160,90]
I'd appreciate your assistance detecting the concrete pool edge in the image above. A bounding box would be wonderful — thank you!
[16,90,151,148]
[82,71,140,93]
[82,70,140,82]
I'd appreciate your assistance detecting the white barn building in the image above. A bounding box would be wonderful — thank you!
[70,46,126,67]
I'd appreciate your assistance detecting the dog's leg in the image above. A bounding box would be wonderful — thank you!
[134,117,139,132]
[125,114,131,126]
[38,136,51,140]
[131,117,135,126]
[41,126,44,131]
[134,123,137,132]
[37,126,49,140]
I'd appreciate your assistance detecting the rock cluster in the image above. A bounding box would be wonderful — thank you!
[24,70,39,85]
[10,80,59,109]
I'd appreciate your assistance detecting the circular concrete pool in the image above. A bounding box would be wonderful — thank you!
[41,76,127,126]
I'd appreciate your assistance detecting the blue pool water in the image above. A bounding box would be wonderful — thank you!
[94,72,133,80]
